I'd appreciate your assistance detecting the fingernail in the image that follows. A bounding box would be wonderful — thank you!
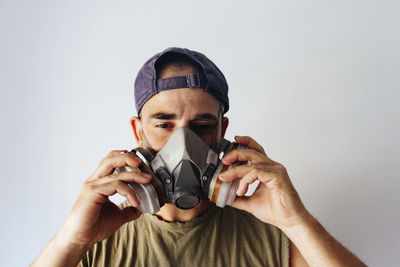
[144,173,152,179]
[223,154,230,160]
[128,196,139,207]
[222,157,231,165]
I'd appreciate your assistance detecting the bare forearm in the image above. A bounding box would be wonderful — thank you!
[283,215,366,267]
[31,232,89,267]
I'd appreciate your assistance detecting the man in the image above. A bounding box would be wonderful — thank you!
[32,47,366,266]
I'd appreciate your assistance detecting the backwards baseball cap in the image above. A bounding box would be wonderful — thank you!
[134,47,229,115]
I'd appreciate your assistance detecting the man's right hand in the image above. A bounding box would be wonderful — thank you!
[31,150,151,267]
[61,149,151,246]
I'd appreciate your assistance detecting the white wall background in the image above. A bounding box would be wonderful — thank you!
[0,0,399,266]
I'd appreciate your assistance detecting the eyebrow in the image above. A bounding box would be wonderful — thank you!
[149,112,217,122]
[150,112,176,120]
[193,113,218,122]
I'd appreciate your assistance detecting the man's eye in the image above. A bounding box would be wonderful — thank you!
[194,124,213,129]
[191,124,215,133]
[155,123,172,129]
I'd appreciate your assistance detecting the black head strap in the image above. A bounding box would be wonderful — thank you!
[131,147,155,162]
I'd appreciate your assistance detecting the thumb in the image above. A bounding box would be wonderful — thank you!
[232,195,251,212]
[119,206,142,223]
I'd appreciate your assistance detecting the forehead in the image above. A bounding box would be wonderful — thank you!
[140,88,220,119]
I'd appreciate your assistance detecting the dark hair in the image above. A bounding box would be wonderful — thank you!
[155,53,203,79]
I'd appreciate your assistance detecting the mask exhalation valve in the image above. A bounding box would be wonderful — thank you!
[174,187,203,209]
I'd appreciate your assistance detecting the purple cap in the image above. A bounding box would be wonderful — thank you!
[134,47,229,115]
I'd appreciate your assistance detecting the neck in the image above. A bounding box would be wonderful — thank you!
[155,200,214,222]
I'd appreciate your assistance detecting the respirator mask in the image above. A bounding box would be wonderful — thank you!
[116,127,247,214]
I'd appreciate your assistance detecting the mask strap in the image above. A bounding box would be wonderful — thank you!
[142,130,156,156]
[131,147,155,162]
[212,104,223,151]
[136,117,156,156]
[136,115,156,156]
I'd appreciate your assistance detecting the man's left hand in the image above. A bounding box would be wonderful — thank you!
[219,135,312,230]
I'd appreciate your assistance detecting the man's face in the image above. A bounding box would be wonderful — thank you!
[134,88,225,152]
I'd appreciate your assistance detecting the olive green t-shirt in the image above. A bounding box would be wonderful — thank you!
[81,203,289,267]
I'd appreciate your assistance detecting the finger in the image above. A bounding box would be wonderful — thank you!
[113,170,152,184]
[86,179,141,207]
[92,152,143,179]
[232,195,251,211]
[119,206,142,223]
[234,136,266,155]
[222,148,271,165]
[219,163,255,182]
[104,149,129,159]
[235,166,283,196]
[91,175,151,207]
[90,172,151,196]
[236,168,260,196]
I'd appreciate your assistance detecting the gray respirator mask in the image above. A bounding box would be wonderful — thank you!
[116,127,247,214]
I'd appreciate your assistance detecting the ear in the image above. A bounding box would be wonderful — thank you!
[221,117,229,138]
[130,116,144,147]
